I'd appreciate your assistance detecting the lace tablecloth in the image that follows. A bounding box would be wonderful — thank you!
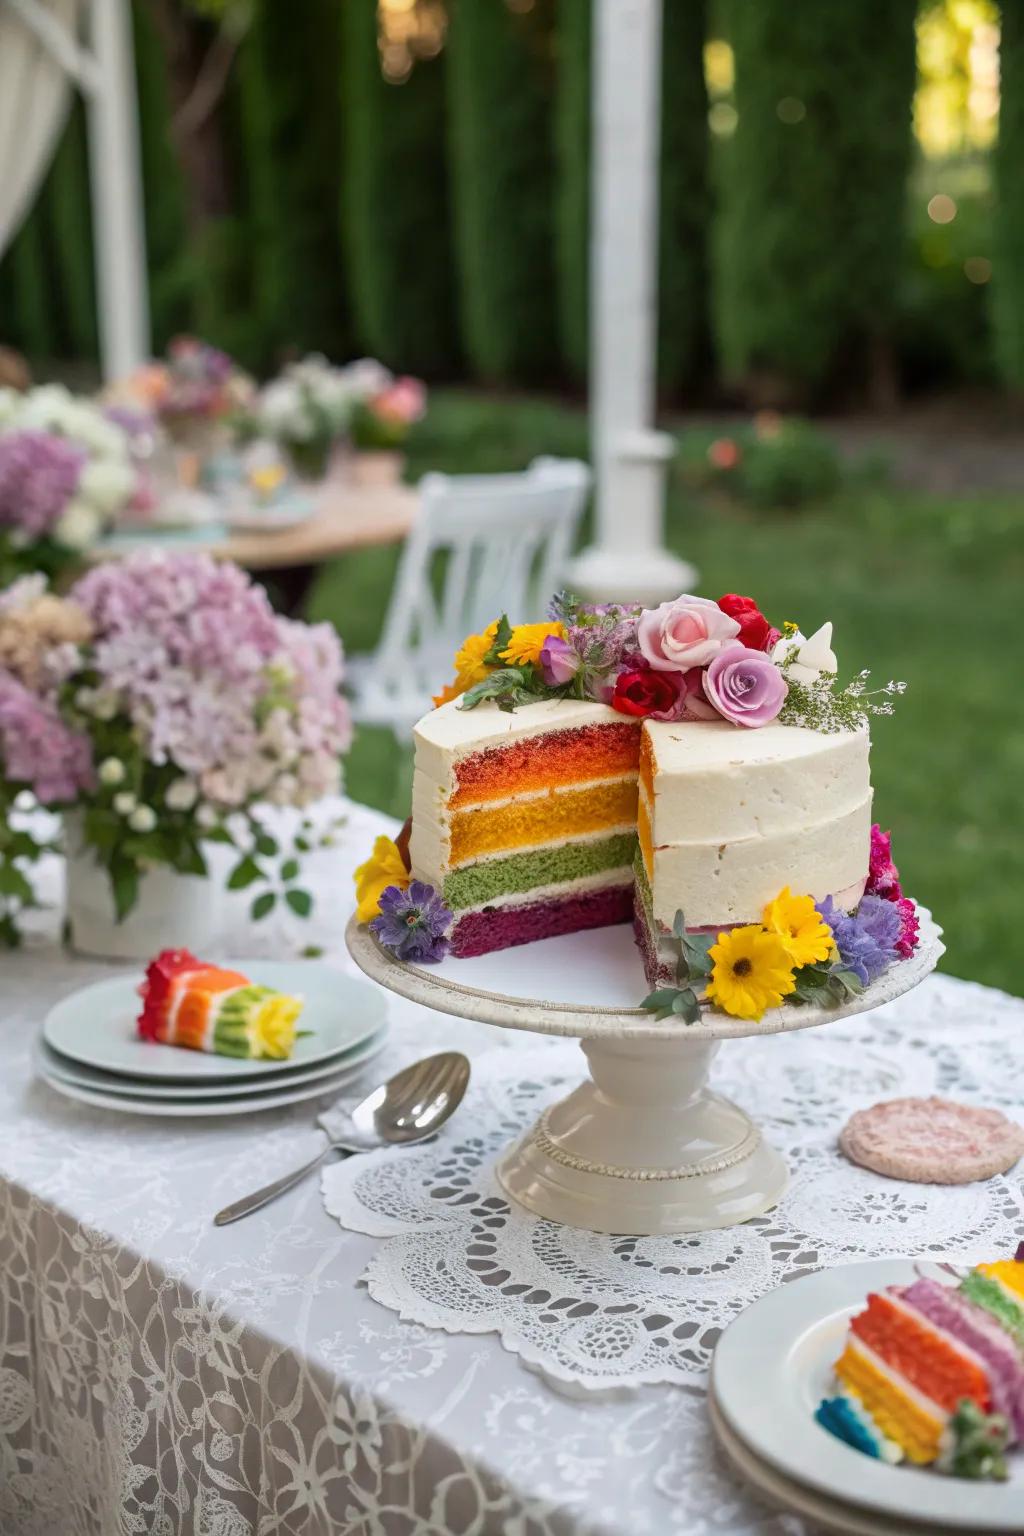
[1,797,1022,1535]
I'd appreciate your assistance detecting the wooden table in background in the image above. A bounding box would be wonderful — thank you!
[93,482,419,613]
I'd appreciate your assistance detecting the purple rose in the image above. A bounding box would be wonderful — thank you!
[703,643,787,728]
[539,633,581,687]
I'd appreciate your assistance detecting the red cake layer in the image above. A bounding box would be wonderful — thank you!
[632,904,674,989]
[449,884,634,957]
[451,722,641,807]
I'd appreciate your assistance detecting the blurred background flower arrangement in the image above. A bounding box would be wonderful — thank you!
[0,554,352,948]
[0,386,139,580]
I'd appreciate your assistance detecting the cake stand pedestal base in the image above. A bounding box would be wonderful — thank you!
[496,1035,789,1235]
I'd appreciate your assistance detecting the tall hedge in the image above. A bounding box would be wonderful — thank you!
[993,1,1024,389]
[716,0,918,402]
[236,0,348,368]
[446,0,558,382]
[340,0,457,374]
[131,0,191,353]
[553,0,590,381]
[657,0,710,395]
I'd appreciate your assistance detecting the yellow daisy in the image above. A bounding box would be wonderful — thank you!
[705,925,796,1021]
[353,835,410,923]
[499,621,565,668]
[453,620,500,688]
[762,886,835,967]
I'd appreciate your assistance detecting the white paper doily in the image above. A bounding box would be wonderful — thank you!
[322,973,1024,1394]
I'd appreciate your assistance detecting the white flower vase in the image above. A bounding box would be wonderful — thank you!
[64,820,245,961]
[348,449,404,488]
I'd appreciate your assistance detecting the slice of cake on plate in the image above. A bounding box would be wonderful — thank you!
[816,1252,1024,1480]
[138,949,304,1059]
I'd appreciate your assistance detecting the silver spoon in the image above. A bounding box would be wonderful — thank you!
[213,1051,470,1226]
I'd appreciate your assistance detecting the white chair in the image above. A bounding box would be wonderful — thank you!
[347,457,591,739]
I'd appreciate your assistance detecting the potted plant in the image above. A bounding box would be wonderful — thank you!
[251,354,372,481]
[0,386,138,581]
[348,374,426,486]
[0,554,352,958]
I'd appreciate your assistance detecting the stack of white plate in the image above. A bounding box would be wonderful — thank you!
[36,961,389,1118]
[710,1259,1022,1535]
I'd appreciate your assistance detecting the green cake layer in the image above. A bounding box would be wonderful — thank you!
[443,832,637,911]
[961,1271,1024,1349]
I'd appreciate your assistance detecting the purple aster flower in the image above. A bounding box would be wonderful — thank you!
[0,430,85,538]
[817,893,901,986]
[371,880,452,963]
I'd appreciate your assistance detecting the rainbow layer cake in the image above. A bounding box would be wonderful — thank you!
[138,948,303,1060]
[816,1253,1024,1480]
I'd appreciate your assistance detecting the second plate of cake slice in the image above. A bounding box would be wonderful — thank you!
[711,1257,1024,1529]
[43,959,388,1081]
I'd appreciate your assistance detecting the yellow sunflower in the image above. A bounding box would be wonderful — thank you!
[705,925,796,1021]
[499,621,565,668]
[762,886,835,967]
[353,835,410,923]
[453,620,500,688]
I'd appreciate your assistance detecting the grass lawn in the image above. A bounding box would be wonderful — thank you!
[309,390,1024,996]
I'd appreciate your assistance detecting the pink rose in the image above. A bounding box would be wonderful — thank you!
[636,595,740,672]
[373,377,426,426]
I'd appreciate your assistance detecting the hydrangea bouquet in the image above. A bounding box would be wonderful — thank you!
[0,385,138,580]
[252,355,384,479]
[0,554,351,946]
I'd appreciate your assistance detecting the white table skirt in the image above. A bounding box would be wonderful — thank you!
[0,798,1020,1535]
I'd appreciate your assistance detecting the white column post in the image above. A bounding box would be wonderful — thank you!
[84,0,149,379]
[567,0,696,608]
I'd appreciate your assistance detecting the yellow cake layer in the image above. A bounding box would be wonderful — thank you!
[448,778,639,867]
[977,1261,1024,1301]
[637,791,654,880]
[834,1344,944,1464]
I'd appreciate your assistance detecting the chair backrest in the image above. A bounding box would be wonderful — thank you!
[374,457,590,704]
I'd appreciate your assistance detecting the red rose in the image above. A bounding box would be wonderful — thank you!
[611,668,687,720]
[717,593,780,652]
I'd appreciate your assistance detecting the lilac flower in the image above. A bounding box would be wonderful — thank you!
[0,430,85,537]
[817,894,901,986]
[0,671,93,803]
[371,881,452,962]
[704,643,788,728]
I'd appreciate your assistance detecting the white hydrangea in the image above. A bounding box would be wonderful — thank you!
[98,758,125,787]
[54,500,102,551]
[78,457,135,516]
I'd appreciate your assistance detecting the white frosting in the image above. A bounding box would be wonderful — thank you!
[643,719,871,925]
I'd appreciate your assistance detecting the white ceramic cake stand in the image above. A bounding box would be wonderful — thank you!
[345,908,943,1236]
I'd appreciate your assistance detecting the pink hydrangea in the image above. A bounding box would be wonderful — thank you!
[0,671,92,803]
[0,430,85,538]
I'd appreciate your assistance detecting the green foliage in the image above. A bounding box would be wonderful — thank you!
[237,0,349,368]
[0,786,52,948]
[992,0,1024,388]
[445,0,558,381]
[715,0,918,401]
[677,418,843,509]
[552,0,590,380]
[657,0,711,394]
[341,0,458,375]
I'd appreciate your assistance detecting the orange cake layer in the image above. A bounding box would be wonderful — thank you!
[834,1344,944,1463]
[639,729,656,799]
[451,722,641,808]
[448,778,639,866]
[850,1294,990,1415]
[637,792,654,880]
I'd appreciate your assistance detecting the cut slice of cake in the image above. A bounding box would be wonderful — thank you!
[409,697,642,958]
[816,1255,1024,1479]
[137,949,304,1059]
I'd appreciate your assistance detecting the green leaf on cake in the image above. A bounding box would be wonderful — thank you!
[640,985,702,1024]
[482,614,514,665]
[458,668,543,713]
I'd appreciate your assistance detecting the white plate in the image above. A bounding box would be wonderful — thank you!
[225,498,314,532]
[35,1036,388,1118]
[34,1025,387,1100]
[711,1258,1023,1530]
[43,961,387,1081]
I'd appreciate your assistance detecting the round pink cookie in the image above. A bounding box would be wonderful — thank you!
[839,1096,1024,1184]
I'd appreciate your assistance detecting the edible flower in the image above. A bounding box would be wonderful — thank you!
[453,620,500,689]
[500,621,565,669]
[353,835,410,922]
[704,925,796,1020]
[771,621,837,685]
[815,894,900,986]
[371,880,452,963]
[703,643,787,728]
[637,594,740,672]
[762,886,835,967]
[611,666,689,721]
[866,823,901,899]
[431,680,463,709]
[717,594,780,653]
[893,895,920,958]
[538,632,582,687]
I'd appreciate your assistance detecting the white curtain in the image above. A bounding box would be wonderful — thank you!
[0,0,80,257]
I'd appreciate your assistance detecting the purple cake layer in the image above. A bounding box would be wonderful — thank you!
[632,896,675,988]
[902,1278,1024,1439]
[450,884,633,958]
